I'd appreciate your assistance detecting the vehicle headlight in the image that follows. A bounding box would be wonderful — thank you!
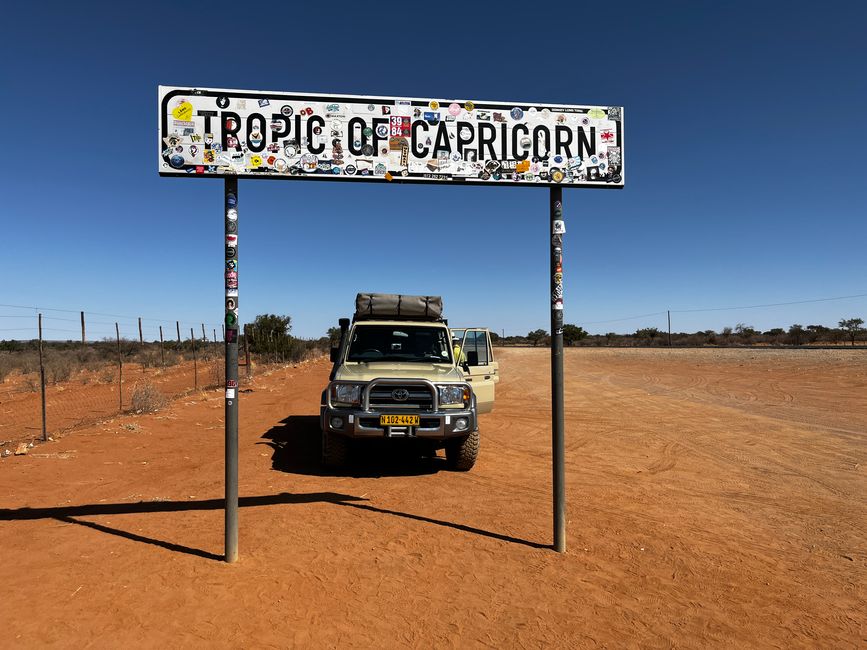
[332,383,362,405]
[438,385,470,405]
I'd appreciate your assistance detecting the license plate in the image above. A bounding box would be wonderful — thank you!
[380,414,420,426]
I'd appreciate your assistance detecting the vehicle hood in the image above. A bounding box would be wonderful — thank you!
[335,362,464,382]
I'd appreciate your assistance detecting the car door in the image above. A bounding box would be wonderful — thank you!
[458,328,499,414]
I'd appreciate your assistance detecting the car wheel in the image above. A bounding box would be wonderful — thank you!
[445,429,479,471]
[322,430,349,468]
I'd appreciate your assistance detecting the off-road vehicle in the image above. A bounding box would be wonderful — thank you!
[320,293,498,470]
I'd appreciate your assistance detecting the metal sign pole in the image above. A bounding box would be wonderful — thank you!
[550,186,566,553]
[224,177,239,563]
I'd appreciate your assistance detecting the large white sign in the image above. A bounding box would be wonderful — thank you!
[159,86,624,188]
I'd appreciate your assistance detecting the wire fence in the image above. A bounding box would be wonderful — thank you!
[0,306,316,450]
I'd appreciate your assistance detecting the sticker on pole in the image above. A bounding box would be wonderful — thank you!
[159,86,624,188]
[553,220,566,234]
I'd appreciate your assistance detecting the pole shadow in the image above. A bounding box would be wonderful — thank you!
[56,515,224,561]
[331,501,549,550]
[260,415,447,478]
[0,492,366,561]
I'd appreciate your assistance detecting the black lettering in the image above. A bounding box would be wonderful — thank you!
[554,126,573,158]
[371,118,389,152]
[456,121,474,155]
[512,124,529,160]
[348,117,367,155]
[246,113,267,152]
[270,114,290,142]
[432,122,451,156]
[478,123,497,160]
[197,110,216,135]
[221,111,241,149]
[411,120,429,157]
[532,126,550,159]
[577,127,596,158]
[500,123,508,160]
[306,115,325,154]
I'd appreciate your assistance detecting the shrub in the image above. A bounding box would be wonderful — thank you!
[0,355,11,383]
[136,349,162,368]
[47,359,74,384]
[130,382,168,413]
[21,374,40,392]
[209,360,226,388]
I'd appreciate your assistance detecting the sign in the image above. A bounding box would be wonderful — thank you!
[159,86,624,188]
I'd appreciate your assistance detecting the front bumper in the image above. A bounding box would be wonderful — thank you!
[322,406,475,439]
[322,377,476,439]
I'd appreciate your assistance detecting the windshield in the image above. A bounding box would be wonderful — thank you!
[346,325,454,363]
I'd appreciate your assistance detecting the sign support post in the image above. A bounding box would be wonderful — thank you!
[550,186,566,553]
[224,177,239,563]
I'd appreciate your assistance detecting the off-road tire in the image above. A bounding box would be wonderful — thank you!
[445,429,479,471]
[322,431,349,468]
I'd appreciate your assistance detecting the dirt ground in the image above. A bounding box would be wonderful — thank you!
[1,348,864,647]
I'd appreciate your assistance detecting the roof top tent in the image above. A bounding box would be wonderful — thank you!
[353,293,445,323]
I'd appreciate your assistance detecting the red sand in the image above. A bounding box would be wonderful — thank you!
[1,348,864,647]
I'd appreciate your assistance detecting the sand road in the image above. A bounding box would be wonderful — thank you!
[1,348,864,647]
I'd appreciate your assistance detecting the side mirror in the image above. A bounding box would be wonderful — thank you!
[466,351,479,366]
[329,346,340,362]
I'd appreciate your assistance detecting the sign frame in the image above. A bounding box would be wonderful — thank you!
[159,86,624,190]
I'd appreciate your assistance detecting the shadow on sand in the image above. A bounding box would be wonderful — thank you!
[258,415,548,550]
[1,420,547,560]
[0,492,366,561]
[259,414,449,478]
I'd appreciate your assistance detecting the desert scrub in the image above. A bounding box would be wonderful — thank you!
[130,381,168,414]
[0,355,11,383]
[21,374,40,392]
[46,358,74,384]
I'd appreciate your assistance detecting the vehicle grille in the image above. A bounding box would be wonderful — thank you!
[368,385,435,410]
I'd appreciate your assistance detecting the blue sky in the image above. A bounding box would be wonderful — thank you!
[2,1,865,340]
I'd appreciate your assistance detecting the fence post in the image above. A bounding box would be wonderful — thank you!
[667,310,672,347]
[202,323,207,342]
[38,313,47,442]
[138,317,145,375]
[244,324,251,378]
[176,321,181,344]
[80,311,86,343]
[159,325,165,366]
[115,322,123,412]
[191,327,198,391]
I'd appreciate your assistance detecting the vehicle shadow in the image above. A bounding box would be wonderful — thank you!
[260,415,448,478]
[259,417,548,550]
